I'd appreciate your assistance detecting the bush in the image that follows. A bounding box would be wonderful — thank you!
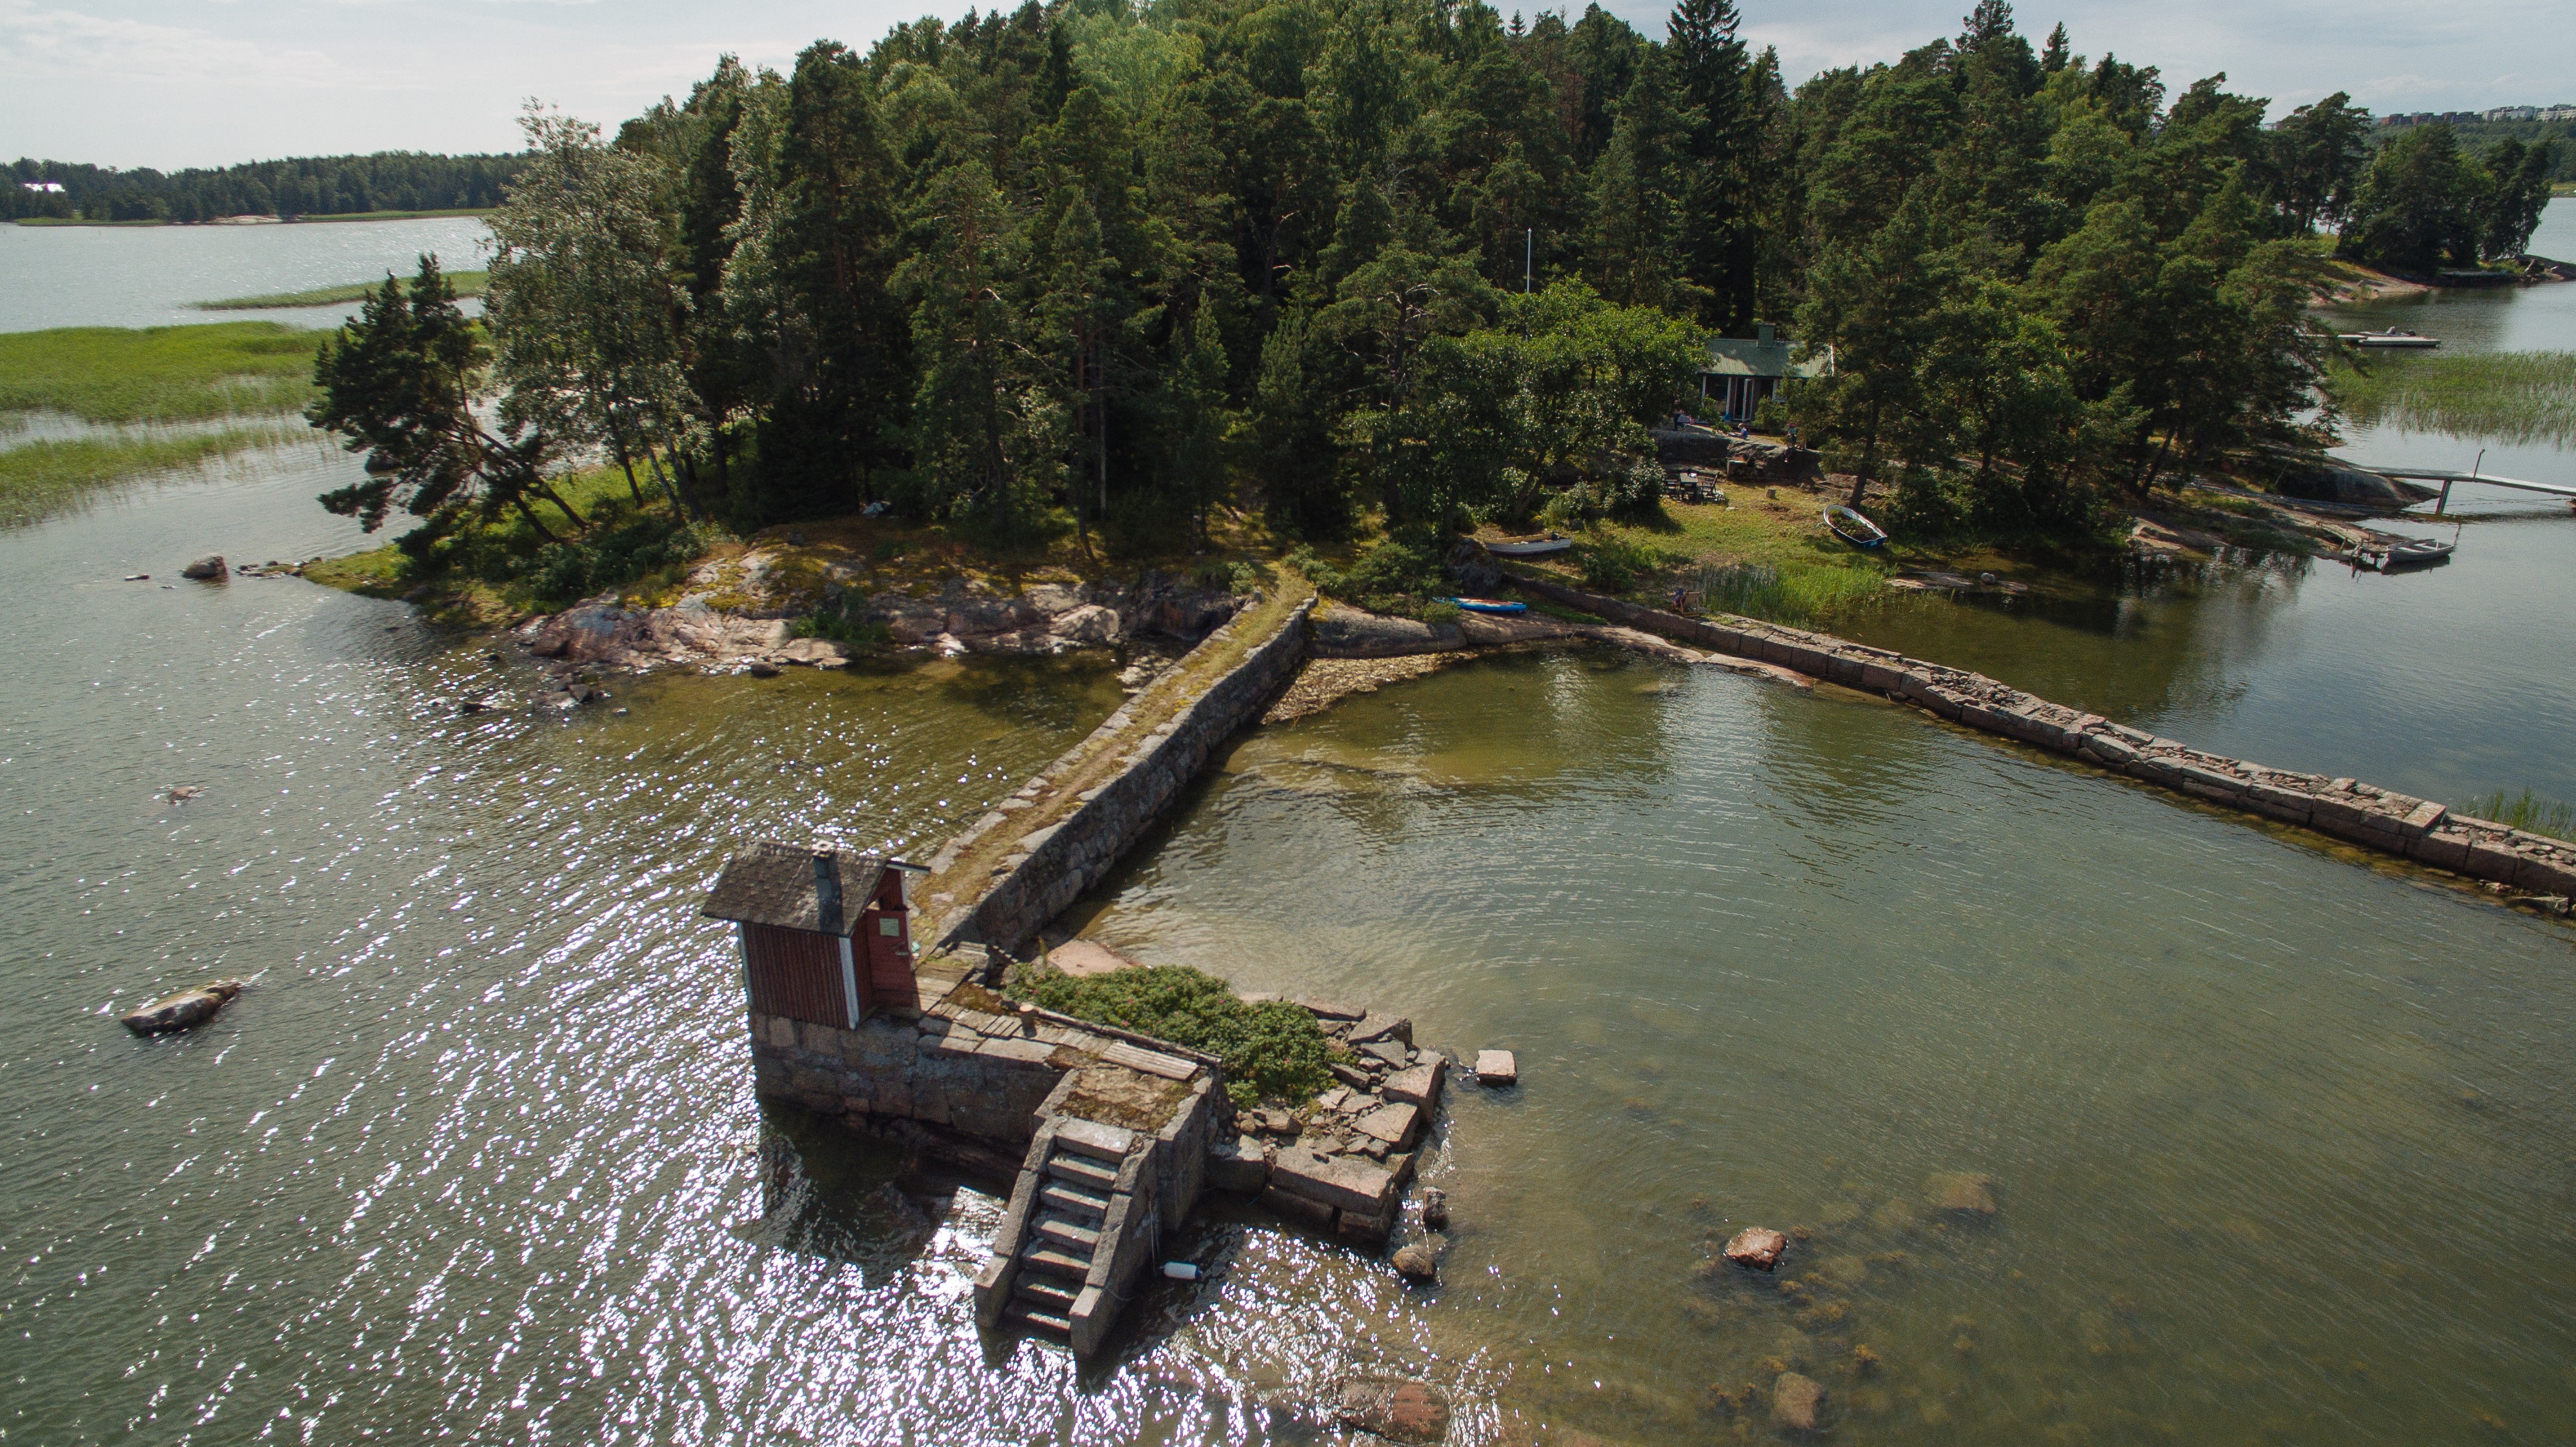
[1291,531,1450,618]
[1421,599,1462,627]
[1008,963,1334,1110]
[1576,534,1656,592]
[522,512,719,609]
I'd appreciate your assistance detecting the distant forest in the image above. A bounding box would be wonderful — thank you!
[2370,119,2576,184]
[4,153,520,223]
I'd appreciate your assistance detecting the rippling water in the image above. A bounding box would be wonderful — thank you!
[0,217,490,334]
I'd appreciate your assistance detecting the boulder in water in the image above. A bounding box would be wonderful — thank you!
[121,980,245,1035]
[1725,1226,1790,1271]
[1393,1241,1439,1282]
[180,556,228,581]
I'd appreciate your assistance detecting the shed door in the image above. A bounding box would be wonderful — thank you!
[741,924,853,1027]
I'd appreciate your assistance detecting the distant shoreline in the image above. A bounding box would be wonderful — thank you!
[12,208,490,230]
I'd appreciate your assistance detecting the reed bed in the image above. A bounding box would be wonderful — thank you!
[2328,351,2576,447]
[0,425,305,525]
[196,269,487,310]
[0,323,322,425]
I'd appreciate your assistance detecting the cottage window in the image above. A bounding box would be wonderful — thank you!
[880,917,902,936]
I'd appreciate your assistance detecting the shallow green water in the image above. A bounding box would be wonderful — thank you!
[1082,647,2576,1444]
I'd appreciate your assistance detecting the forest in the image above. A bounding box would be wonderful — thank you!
[5,153,519,223]
[305,0,2561,565]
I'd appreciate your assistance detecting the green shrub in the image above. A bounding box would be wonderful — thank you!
[1008,963,1334,1109]
[1576,534,1656,592]
[1421,599,1463,627]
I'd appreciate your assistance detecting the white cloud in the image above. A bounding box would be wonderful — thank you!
[0,0,354,86]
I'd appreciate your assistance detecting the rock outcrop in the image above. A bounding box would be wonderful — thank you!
[180,556,227,581]
[520,567,1247,675]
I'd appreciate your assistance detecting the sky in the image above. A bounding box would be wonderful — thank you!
[3,0,2570,170]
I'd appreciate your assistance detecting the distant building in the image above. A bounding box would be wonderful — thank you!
[2544,105,2576,123]
[1697,325,1833,422]
[19,181,64,194]
[2485,106,2541,122]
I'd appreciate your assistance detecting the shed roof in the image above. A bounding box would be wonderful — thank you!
[701,842,907,936]
[1702,334,1834,380]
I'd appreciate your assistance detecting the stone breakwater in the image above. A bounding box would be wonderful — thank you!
[1513,573,2576,907]
[922,597,1316,956]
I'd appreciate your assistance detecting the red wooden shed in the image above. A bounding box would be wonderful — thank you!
[701,843,929,1027]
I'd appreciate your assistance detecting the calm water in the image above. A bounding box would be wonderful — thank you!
[0,217,489,333]
[1080,647,2576,1444]
[3,197,2573,1446]
[1839,196,2576,809]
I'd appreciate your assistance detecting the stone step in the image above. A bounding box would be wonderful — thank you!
[1040,1182,1112,1219]
[1014,1276,1079,1311]
[1034,1213,1103,1250]
[1020,1244,1094,1280]
[1045,1153,1120,1191]
[1051,1118,1136,1162]
[1005,1303,1072,1336]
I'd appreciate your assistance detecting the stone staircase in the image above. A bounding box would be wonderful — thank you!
[979,1117,1153,1351]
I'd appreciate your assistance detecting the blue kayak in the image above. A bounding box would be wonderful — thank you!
[1446,597,1527,614]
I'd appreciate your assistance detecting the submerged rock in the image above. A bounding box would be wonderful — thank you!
[1771,1372,1825,1433]
[1339,1380,1452,1443]
[121,980,245,1035]
[1724,1227,1789,1271]
[1421,1186,1449,1229]
[1927,1172,1999,1217]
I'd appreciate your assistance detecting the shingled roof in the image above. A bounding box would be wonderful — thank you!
[701,843,889,936]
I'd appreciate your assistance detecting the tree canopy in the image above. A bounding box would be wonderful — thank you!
[308,0,2525,550]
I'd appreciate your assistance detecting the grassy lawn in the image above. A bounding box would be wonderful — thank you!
[0,425,305,525]
[0,323,322,424]
[1505,491,1904,626]
[196,270,487,310]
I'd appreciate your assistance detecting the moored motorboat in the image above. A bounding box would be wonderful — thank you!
[1484,532,1573,556]
[2362,536,2455,571]
[1445,597,1527,614]
[2336,327,2439,349]
[1823,503,1887,548]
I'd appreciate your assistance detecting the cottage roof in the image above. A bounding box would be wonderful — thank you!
[1702,333,1834,381]
[701,842,897,936]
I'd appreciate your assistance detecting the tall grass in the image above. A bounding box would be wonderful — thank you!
[196,270,487,310]
[0,425,304,525]
[0,323,323,424]
[1687,558,1886,625]
[2460,789,2576,844]
[2328,351,2576,447]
